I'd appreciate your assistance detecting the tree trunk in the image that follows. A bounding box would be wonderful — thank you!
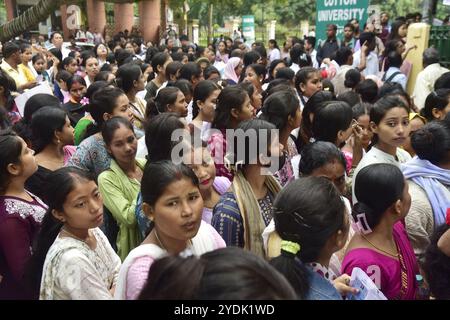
[207,2,213,45]
[160,0,168,41]
[0,0,58,42]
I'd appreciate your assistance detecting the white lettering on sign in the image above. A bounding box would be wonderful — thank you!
[324,0,357,6]
[66,5,81,30]
[318,8,365,22]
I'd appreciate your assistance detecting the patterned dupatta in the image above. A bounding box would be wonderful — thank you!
[231,171,281,259]
[393,223,419,300]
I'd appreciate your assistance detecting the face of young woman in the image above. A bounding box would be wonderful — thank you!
[107,124,137,165]
[251,89,263,114]
[111,94,134,123]
[403,117,425,155]
[398,24,408,38]
[168,91,188,118]
[218,42,226,53]
[433,100,450,120]
[69,82,87,102]
[21,48,33,63]
[33,59,46,73]
[85,57,99,78]
[234,94,254,122]
[159,57,173,77]
[143,66,153,80]
[18,137,38,179]
[96,44,108,57]
[125,43,135,54]
[396,41,406,55]
[187,147,216,193]
[65,60,78,75]
[300,72,323,98]
[372,107,410,148]
[203,47,215,63]
[198,89,220,122]
[310,159,346,195]
[356,114,373,149]
[244,67,263,89]
[234,60,244,78]
[57,116,75,146]
[134,70,146,92]
[150,178,203,244]
[59,180,104,229]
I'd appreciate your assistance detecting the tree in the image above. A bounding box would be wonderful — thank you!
[0,0,58,42]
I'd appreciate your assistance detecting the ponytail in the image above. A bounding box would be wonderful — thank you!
[24,212,63,295]
[269,245,310,299]
[145,87,180,120]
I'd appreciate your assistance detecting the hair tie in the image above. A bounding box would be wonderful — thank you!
[446,208,450,226]
[355,212,372,234]
[281,240,301,255]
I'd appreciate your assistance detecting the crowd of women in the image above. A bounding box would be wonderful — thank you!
[0,22,450,300]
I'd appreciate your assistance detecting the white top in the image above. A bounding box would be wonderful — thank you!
[384,67,407,90]
[404,180,434,263]
[352,146,411,202]
[136,135,148,159]
[39,228,121,300]
[352,50,379,77]
[412,63,450,109]
[185,100,194,124]
[311,49,319,69]
[268,48,281,62]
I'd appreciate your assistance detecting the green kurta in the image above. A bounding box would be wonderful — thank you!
[73,118,93,146]
[98,158,146,260]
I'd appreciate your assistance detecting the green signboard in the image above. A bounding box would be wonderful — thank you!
[315,0,370,47]
[242,15,255,44]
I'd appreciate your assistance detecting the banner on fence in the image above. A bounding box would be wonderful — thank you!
[315,0,370,47]
[242,15,255,44]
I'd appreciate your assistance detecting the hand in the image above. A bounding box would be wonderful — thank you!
[351,120,364,148]
[52,56,60,66]
[333,274,359,297]
[20,80,38,91]
[322,58,331,65]
[361,41,369,55]
[406,44,417,51]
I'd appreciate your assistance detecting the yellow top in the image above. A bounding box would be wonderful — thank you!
[18,64,36,82]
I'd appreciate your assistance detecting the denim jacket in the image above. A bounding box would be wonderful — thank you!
[305,267,342,300]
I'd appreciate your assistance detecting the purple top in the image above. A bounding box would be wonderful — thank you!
[208,130,234,181]
[202,176,231,224]
[0,193,47,299]
[342,221,419,300]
